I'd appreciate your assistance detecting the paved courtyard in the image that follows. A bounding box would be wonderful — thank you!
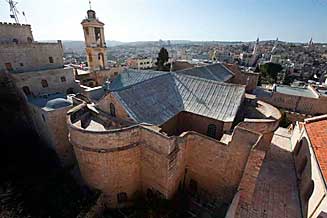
[236,128,302,218]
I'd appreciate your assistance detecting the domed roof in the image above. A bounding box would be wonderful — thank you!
[45,98,72,110]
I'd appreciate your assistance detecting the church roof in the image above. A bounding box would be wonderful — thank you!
[177,63,235,82]
[108,69,245,125]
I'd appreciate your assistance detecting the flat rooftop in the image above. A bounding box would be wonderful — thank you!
[276,85,317,98]
[28,93,73,111]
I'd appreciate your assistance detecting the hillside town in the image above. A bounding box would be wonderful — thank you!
[1,1,327,218]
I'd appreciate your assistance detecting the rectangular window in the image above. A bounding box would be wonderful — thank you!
[5,63,13,72]
[49,57,54,63]
[61,76,66,82]
[41,79,48,88]
[117,192,128,204]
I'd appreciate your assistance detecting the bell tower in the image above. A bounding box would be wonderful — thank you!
[81,3,108,71]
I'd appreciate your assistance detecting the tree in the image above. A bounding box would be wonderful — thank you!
[260,62,283,84]
[157,47,169,71]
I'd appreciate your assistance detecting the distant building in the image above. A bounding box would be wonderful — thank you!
[127,57,153,70]
[291,115,327,218]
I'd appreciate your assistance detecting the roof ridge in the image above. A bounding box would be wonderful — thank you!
[112,71,172,92]
[174,73,245,88]
[305,115,327,124]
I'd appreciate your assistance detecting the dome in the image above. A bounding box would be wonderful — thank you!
[45,98,72,110]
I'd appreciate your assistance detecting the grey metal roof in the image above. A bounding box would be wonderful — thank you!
[177,63,235,82]
[108,69,168,91]
[111,72,245,125]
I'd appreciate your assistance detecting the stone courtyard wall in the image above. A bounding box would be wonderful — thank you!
[258,91,327,116]
[68,110,265,207]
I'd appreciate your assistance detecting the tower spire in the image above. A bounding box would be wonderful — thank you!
[89,0,92,10]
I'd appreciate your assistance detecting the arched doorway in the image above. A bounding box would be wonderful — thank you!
[207,124,217,139]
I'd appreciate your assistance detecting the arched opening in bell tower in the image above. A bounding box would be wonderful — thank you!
[98,53,105,69]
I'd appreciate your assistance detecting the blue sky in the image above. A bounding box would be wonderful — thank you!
[0,0,326,42]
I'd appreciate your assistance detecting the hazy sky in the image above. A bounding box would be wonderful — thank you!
[0,0,326,42]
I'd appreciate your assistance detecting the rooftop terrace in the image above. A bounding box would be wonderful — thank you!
[275,85,317,98]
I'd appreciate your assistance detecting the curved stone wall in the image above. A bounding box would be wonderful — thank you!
[68,115,142,207]
[240,97,281,150]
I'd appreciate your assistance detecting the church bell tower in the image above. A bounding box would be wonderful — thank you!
[81,4,108,71]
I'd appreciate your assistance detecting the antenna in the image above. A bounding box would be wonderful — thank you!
[6,0,20,24]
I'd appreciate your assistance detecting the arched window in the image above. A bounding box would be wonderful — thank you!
[117,192,128,204]
[22,86,31,96]
[110,103,116,117]
[41,79,48,88]
[207,124,217,138]
[49,56,54,63]
[27,37,32,43]
[84,27,89,35]
[88,53,93,62]
[189,179,198,193]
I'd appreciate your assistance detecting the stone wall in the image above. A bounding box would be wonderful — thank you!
[70,124,142,207]
[258,91,327,116]
[0,22,33,43]
[96,93,133,121]
[28,103,74,166]
[160,111,225,140]
[0,41,64,73]
[68,107,264,208]
[12,67,79,96]
[184,128,262,203]
[93,67,123,85]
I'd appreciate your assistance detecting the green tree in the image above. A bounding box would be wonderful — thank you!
[157,47,169,71]
[260,62,283,84]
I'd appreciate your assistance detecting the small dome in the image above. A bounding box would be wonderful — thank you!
[45,98,71,109]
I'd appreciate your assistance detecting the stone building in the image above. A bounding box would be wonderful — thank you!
[127,57,154,70]
[291,115,327,218]
[67,69,281,211]
[0,22,79,166]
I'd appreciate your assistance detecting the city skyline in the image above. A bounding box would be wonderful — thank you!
[0,0,327,43]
